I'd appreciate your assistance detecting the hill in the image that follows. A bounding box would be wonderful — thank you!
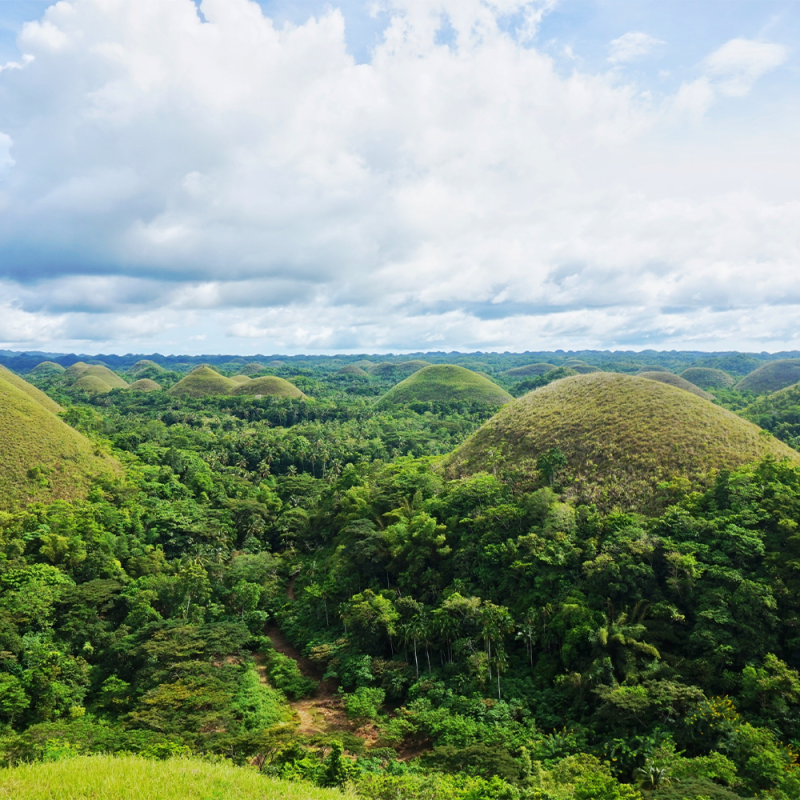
[29,360,65,377]
[505,363,556,377]
[232,376,305,398]
[168,366,237,398]
[680,367,736,390]
[127,359,166,377]
[0,754,341,800]
[735,359,800,393]
[0,366,62,414]
[71,375,115,394]
[337,364,370,376]
[378,365,513,407]
[0,378,117,509]
[230,374,251,384]
[444,373,799,512]
[129,378,162,392]
[638,371,713,399]
[82,365,129,389]
[63,362,90,382]
[368,360,429,378]
[240,362,267,376]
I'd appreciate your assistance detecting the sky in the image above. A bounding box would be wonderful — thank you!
[0,0,798,355]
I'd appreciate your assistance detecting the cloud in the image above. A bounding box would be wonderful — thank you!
[0,0,796,354]
[608,31,663,64]
[704,38,789,97]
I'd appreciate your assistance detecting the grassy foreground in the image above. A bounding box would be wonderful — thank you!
[0,755,343,800]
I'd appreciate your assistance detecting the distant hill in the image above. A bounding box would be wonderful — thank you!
[680,367,736,390]
[230,375,251,384]
[444,373,798,512]
[638,371,713,400]
[337,365,370,377]
[368,360,429,378]
[127,359,166,377]
[129,379,162,392]
[168,366,237,398]
[81,365,129,390]
[505,363,556,377]
[735,359,800,393]
[72,375,115,395]
[0,365,62,414]
[378,365,513,407]
[29,360,65,377]
[231,376,305,398]
[64,362,91,383]
[0,376,118,509]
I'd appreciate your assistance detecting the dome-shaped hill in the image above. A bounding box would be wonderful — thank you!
[352,360,374,369]
[377,365,513,407]
[444,373,799,512]
[129,379,162,392]
[736,359,800,393]
[570,364,601,374]
[128,359,166,376]
[168,366,237,398]
[639,371,712,400]
[72,375,114,394]
[240,362,267,376]
[230,375,251,384]
[231,376,305,399]
[368,360,429,378]
[63,362,90,383]
[29,360,65,377]
[0,366,62,414]
[505,363,556,377]
[337,365,370,377]
[266,360,285,368]
[0,378,118,510]
[680,367,736,390]
[82,365,129,389]
[636,366,671,374]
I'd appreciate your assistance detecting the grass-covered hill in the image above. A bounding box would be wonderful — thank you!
[378,364,513,407]
[0,376,117,509]
[81,365,129,390]
[735,358,800,393]
[680,366,736,390]
[337,364,370,376]
[127,359,166,377]
[63,361,90,382]
[168,366,237,398]
[0,366,62,414]
[232,376,306,398]
[638,370,713,399]
[72,375,115,394]
[444,372,799,511]
[504,362,556,377]
[368,360,428,378]
[128,378,162,392]
[0,755,340,800]
[28,360,65,377]
[230,374,251,384]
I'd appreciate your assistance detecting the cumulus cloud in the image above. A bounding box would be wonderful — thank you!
[0,0,797,353]
[608,31,663,64]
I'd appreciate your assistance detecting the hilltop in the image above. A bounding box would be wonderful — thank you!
[735,359,800,393]
[444,373,799,511]
[638,370,713,400]
[232,376,305,398]
[378,365,513,407]
[168,366,237,398]
[0,365,62,414]
[129,378,162,392]
[680,367,736,390]
[0,376,117,509]
[368,360,429,378]
[504,362,556,377]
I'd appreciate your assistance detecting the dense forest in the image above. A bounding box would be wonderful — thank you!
[3,351,800,799]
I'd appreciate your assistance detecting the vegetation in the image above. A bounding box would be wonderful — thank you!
[82,366,129,390]
[368,360,429,378]
[168,366,238,398]
[504,363,556,377]
[680,367,736,390]
[338,365,370,377]
[735,359,800,393]
[233,376,306,399]
[230,374,252,384]
[0,365,62,414]
[378,365,513,408]
[637,372,713,400]
[445,373,798,511]
[129,379,162,392]
[63,362,91,383]
[28,361,65,378]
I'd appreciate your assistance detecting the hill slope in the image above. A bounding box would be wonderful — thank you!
[444,373,798,511]
[82,365,129,389]
[0,366,62,414]
[0,754,340,800]
[735,359,800,393]
[680,367,736,390]
[232,376,305,398]
[638,371,713,400]
[168,366,237,398]
[0,379,117,509]
[29,360,65,377]
[129,378,162,392]
[504,363,556,377]
[378,365,513,407]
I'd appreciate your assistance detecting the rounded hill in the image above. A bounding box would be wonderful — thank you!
[0,365,62,414]
[0,378,118,510]
[368,360,429,378]
[128,359,166,377]
[72,375,114,395]
[231,376,305,398]
[29,361,65,377]
[377,365,513,407]
[680,367,736,390]
[444,373,799,512]
[505,363,556,377]
[735,359,800,393]
[230,374,251,384]
[128,379,162,392]
[82,365,129,389]
[638,371,713,400]
[168,366,237,398]
[337,364,370,377]
[63,362,90,382]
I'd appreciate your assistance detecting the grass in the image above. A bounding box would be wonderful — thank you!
[638,371,713,399]
[129,379,163,392]
[129,359,166,375]
[241,362,268,376]
[0,754,342,800]
[168,366,238,398]
[504,362,556,377]
[29,361,65,376]
[680,367,736,390]
[82,365,130,389]
[368,360,428,378]
[63,362,90,383]
[72,375,114,394]
[735,359,800,393]
[0,365,62,414]
[232,376,305,398]
[444,373,799,512]
[377,365,513,407]
[0,377,118,510]
[230,375,252,384]
[337,365,370,377]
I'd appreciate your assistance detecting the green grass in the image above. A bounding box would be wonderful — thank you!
[638,371,713,399]
[230,375,252,384]
[0,365,62,414]
[168,366,238,398]
[29,360,65,376]
[128,359,166,376]
[444,373,799,512]
[0,755,341,800]
[337,365,370,377]
[240,362,268,376]
[0,378,118,510]
[504,362,556,377]
[63,362,90,383]
[129,379,163,392]
[679,367,736,390]
[377,365,513,407]
[735,359,800,393]
[232,376,305,398]
[82,365,129,389]
[368,360,429,378]
[72,375,114,394]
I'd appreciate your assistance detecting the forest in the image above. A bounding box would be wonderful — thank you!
[2,350,800,799]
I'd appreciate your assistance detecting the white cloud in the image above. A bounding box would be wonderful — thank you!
[608,31,663,64]
[705,38,789,97]
[0,1,796,353]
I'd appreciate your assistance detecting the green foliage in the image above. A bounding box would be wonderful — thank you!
[263,651,317,700]
[679,367,736,390]
[378,366,513,408]
[343,686,386,722]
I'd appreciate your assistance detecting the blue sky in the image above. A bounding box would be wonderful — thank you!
[0,0,798,354]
